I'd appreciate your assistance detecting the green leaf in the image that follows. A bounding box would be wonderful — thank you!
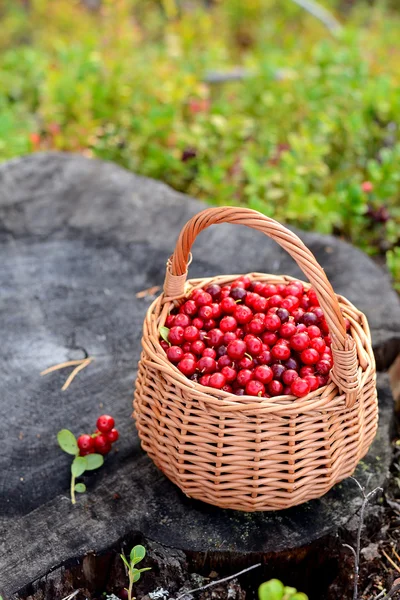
[258,579,285,600]
[131,568,142,583]
[71,456,87,477]
[75,483,86,493]
[159,326,170,345]
[85,453,104,470]
[57,429,78,455]
[130,544,146,565]
[290,594,308,600]
[120,554,130,570]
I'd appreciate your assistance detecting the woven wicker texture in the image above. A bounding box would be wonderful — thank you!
[134,207,378,511]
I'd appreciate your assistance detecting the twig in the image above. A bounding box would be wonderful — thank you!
[382,549,400,574]
[289,0,342,34]
[175,563,261,599]
[379,581,400,600]
[136,285,161,298]
[61,591,80,600]
[40,358,94,391]
[343,479,383,600]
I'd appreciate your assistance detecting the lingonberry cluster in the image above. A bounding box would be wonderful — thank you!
[77,414,119,456]
[160,277,350,398]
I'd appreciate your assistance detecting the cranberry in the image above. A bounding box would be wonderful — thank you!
[292,308,305,323]
[234,388,245,396]
[197,356,217,374]
[248,319,265,335]
[271,363,286,380]
[209,372,227,389]
[107,428,119,443]
[257,349,272,365]
[300,366,315,377]
[168,326,185,345]
[284,356,299,370]
[165,314,175,328]
[304,375,319,391]
[208,328,224,347]
[218,355,232,369]
[160,340,169,352]
[182,342,192,353]
[246,380,265,396]
[221,297,236,314]
[252,296,268,312]
[291,378,311,397]
[77,434,94,452]
[238,275,252,289]
[182,300,197,316]
[174,314,191,328]
[237,369,253,387]
[268,380,284,396]
[269,294,283,308]
[310,337,326,354]
[203,318,217,331]
[192,318,204,330]
[307,325,321,339]
[231,287,247,302]
[279,322,296,338]
[254,365,273,384]
[310,306,324,320]
[271,344,291,361]
[202,347,217,359]
[302,312,318,326]
[220,286,231,298]
[276,307,290,323]
[283,386,292,395]
[80,448,95,456]
[276,284,286,295]
[316,360,331,375]
[97,415,115,433]
[265,314,281,332]
[183,326,199,342]
[191,340,206,355]
[195,291,212,307]
[321,353,333,365]
[211,303,222,319]
[234,305,253,324]
[199,330,208,342]
[262,331,278,346]
[177,358,196,376]
[308,289,319,306]
[285,282,303,297]
[199,374,211,386]
[183,352,196,361]
[284,295,300,309]
[223,331,236,345]
[216,345,227,358]
[290,332,310,352]
[245,292,258,308]
[263,283,278,297]
[300,296,311,310]
[300,348,320,365]
[227,339,246,360]
[198,305,213,320]
[252,282,264,294]
[245,335,262,356]
[221,366,237,382]
[220,316,237,332]
[238,356,255,370]
[94,434,112,455]
[205,284,221,299]
[296,323,307,333]
[222,384,233,393]
[166,346,184,363]
[317,374,329,386]
[282,369,299,385]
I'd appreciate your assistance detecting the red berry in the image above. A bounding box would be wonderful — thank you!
[271,344,291,361]
[165,314,175,328]
[276,308,290,323]
[220,316,237,333]
[268,380,284,396]
[300,366,315,377]
[168,326,185,345]
[97,414,115,433]
[208,328,224,347]
[191,340,206,355]
[80,448,95,456]
[177,358,196,376]
[279,322,296,338]
[285,282,304,297]
[208,372,227,389]
[192,318,204,330]
[262,332,278,346]
[174,314,191,328]
[248,319,265,335]
[308,289,319,306]
[238,356,255,370]
[290,332,310,352]
[197,356,217,374]
[203,318,217,331]
[310,337,326,354]
[254,365,273,384]
[182,300,197,316]
[183,325,199,342]
[271,363,286,380]
[317,374,329,386]
[268,294,283,308]
[263,283,278,297]
[246,380,265,396]
[199,374,211,386]
[237,369,253,387]
[282,369,299,385]
[182,342,192,353]
[304,375,319,391]
[307,325,321,339]
[166,345,184,363]
[300,348,320,365]
[302,312,318,327]
[257,349,272,365]
[234,388,245,396]
[221,297,237,314]
[292,308,305,323]
[265,314,281,332]
[234,305,253,324]
[205,284,221,299]
[230,287,247,302]
[94,434,112,455]
[107,428,119,443]
[211,303,222,319]
[221,366,237,383]
[218,355,232,369]
[245,335,262,356]
[77,434,94,452]
[160,340,169,351]
[227,339,246,360]
[198,305,213,320]
[291,378,311,397]
[310,306,324,320]
[284,356,299,370]
[183,352,196,361]
[321,353,333,366]
[195,291,212,307]
[202,348,217,359]
[252,296,268,312]
[316,360,331,375]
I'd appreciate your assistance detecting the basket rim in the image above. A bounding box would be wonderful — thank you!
[144,272,374,415]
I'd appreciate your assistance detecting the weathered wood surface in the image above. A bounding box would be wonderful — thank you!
[0,153,398,599]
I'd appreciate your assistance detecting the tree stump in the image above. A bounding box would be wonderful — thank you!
[0,153,399,600]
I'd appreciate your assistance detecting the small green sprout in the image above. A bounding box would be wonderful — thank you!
[120,545,151,600]
[258,579,308,600]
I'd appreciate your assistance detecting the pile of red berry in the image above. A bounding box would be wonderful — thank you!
[160,276,349,398]
[77,415,119,456]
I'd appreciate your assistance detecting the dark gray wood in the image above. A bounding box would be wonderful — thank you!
[0,153,398,598]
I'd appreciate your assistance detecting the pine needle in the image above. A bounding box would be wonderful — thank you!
[40,358,94,391]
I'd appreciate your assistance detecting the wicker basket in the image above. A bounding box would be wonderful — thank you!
[134,207,378,512]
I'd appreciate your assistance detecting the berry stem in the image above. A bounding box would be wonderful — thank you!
[70,473,76,505]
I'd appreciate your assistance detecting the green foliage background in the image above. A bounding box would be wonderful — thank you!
[0,0,399,286]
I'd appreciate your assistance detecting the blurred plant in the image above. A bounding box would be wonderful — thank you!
[258,579,308,599]
[0,0,399,285]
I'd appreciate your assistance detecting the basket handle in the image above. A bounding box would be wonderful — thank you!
[163,206,361,408]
